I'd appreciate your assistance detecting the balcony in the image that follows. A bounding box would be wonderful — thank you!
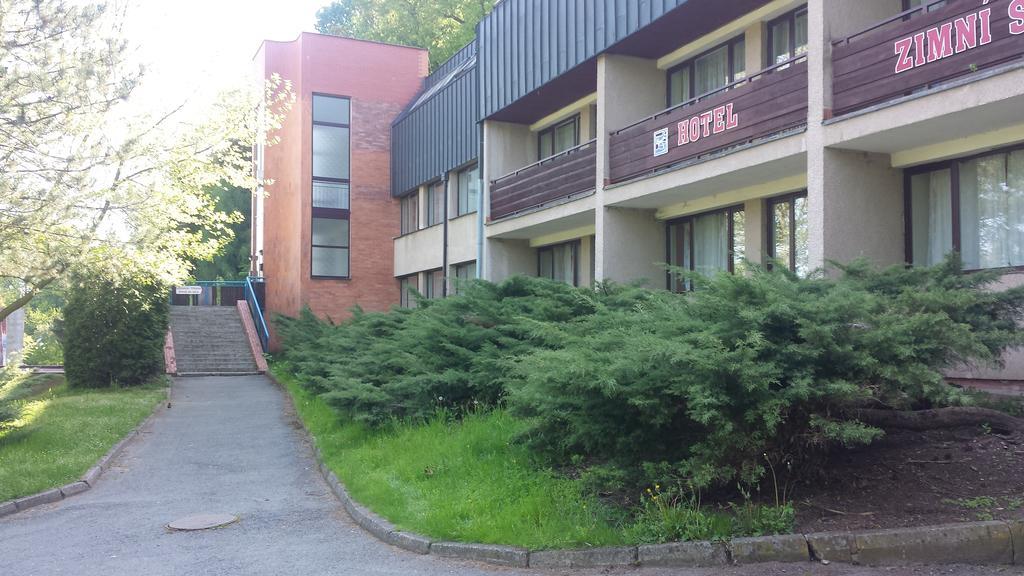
[608,57,808,184]
[489,139,597,220]
[832,0,1024,117]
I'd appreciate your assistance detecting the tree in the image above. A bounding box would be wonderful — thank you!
[0,0,294,323]
[191,183,252,281]
[315,0,496,69]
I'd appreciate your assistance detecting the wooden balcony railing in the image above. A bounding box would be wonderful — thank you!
[608,56,808,184]
[832,0,1024,117]
[489,139,597,220]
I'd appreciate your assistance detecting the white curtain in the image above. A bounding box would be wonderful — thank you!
[694,46,729,97]
[693,212,728,276]
[928,170,953,266]
[961,152,1024,269]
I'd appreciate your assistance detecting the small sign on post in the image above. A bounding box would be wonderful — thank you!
[175,286,203,296]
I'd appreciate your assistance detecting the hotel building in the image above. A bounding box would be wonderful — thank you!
[256,0,1024,378]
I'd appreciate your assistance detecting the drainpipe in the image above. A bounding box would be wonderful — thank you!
[442,173,450,297]
[476,120,485,279]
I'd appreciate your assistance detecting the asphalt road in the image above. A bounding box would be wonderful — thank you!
[0,375,1018,576]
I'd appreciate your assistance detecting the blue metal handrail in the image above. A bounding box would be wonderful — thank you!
[245,276,270,351]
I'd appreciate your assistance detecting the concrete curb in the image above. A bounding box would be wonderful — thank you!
[0,383,171,519]
[270,371,1024,570]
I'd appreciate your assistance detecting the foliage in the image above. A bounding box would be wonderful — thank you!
[315,0,496,69]
[0,0,293,323]
[509,257,1024,489]
[0,375,165,501]
[191,183,252,280]
[63,264,169,388]
[623,485,795,544]
[275,276,653,425]
[275,364,624,549]
[277,257,1024,493]
[22,286,65,365]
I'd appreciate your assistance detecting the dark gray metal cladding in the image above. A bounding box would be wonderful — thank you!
[391,43,481,197]
[477,0,692,121]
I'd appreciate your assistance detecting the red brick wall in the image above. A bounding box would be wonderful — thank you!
[258,34,428,344]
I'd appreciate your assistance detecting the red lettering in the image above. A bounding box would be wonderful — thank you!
[689,117,700,142]
[894,37,915,73]
[726,103,738,130]
[926,23,954,62]
[1011,0,1024,35]
[913,32,927,67]
[677,120,689,145]
[979,8,992,44]
[712,106,726,134]
[699,111,713,138]
[954,14,978,53]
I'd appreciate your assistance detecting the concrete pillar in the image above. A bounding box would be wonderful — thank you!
[743,198,766,268]
[596,54,668,284]
[821,149,904,266]
[744,22,764,75]
[484,238,534,283]
[807,0,905,270]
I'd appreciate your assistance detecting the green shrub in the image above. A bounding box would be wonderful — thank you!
[275,276,651,424]
[508,257,1024,489]
[63,266,168,388]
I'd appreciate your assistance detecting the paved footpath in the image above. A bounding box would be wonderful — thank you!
[0,375,1017,576]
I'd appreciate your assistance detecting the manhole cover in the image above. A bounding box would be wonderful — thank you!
[167,513,239,531]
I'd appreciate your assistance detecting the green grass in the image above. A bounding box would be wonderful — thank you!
[274,364,625,549]
[0,374,166,502]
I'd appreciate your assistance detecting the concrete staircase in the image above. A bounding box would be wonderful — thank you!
[169,307,259,375]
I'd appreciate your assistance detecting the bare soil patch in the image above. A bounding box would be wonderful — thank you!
[795,426,1024,533]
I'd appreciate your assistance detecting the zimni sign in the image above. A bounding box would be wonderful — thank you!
[895,0,1024,74]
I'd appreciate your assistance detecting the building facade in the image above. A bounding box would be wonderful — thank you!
[254,33,428,338]
[258,0,1024,377]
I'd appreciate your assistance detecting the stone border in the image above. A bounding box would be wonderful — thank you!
[236,301,268,374]
[0,383,171,519]
[271,372,1024,569]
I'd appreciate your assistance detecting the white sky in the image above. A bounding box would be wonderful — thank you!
[122,0,324,119]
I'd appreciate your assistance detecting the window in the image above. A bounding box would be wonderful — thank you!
[399,275,418,308]
[424,269,445,299]
[456,165,479,217]
[452,261,477,295]
[400,192,419,235]
[538,115,579,160]
[667,206,745,291]
[537,241,579,286]
[427,181,445,226]
[667,36,746,107]
[903,0,947,15]
[908,147,1024,270]
[767,7,808,67]
[311,94,351,278]
[767,192,809,275]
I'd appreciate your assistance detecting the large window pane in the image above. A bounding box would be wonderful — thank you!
[770,19,792,65]
[400,193,418,234]
[313,95,350,125]
[694,45,730,96]
[400,275,417,308]
[668,221,692,292]
[312,124,349,180]
[427,182,444,226]
[668,66,691,107]
[910,169,952,266]
[457,165,479,216]
[960,152,1024,269]
[732,209,746,271]
[793,196,809,275]
[732,38,746,82]
[693,211,730,276]
[313,182,349,209]
[312,217,349,248]
[312,247,349,277]
[554,121,577,152]
[795,12,809,56]
[538,242,577,286]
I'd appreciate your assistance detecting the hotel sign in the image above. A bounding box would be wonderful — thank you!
[894,0,1024,74]
[651,103,741,158]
